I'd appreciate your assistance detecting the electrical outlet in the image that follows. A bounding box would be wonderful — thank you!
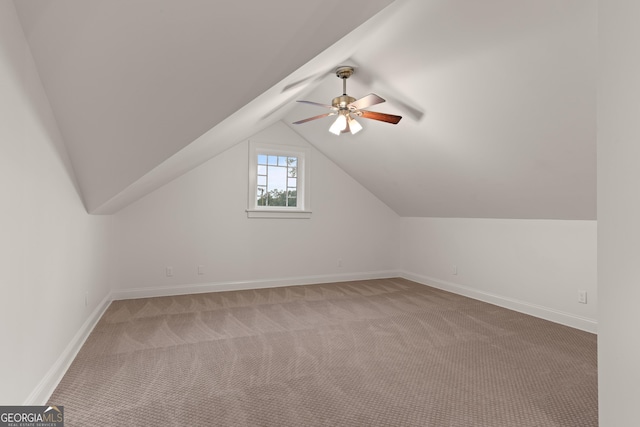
[197,265,205,275]
[166,266,173,277]
[578,290,587,304]
[85,292,88,307]
[337,259,343,267]
[452,264,458,275]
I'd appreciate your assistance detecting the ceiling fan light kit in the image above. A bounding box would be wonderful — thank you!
[293,66,402,136]
[329,113,348,135]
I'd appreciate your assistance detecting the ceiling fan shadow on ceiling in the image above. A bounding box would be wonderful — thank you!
[292,66,402,135]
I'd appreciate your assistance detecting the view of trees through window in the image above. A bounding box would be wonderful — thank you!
[256,154,297,207]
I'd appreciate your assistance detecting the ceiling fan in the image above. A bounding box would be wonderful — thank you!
[292,66,402,135]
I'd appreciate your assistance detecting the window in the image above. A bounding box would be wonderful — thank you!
[247,142,311,218]
[256,154,298,207]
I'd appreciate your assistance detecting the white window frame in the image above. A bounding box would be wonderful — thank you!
[246,141,311,219]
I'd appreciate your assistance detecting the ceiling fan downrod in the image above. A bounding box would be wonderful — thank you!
[332,67,356,111]
[335,66,354,96]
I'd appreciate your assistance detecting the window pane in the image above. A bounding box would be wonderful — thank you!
[288,157,297,167]
[257,186,267,206]
[288,197,297,207]
[288,177,297,189]
[278,156,288,166]
[268,190,286,206]
[267,166,287,192]
[257,175,267,186]
[257,165,267,175]
[288,167,297,178]
[257,154,267,165]
[268,155,278,166]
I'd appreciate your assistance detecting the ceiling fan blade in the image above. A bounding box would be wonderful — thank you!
[345,58,424,121]
[292,112,336,125]
[282,71,329,93]
[282,74,320,93]
[348,93,386,111]
[357,110,403,124]
[281,63,338,93]
[297,100,337,110]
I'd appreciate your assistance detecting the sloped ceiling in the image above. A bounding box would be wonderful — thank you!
[14,0,394,213]
[15,0,596,220]
[285,0,596,219]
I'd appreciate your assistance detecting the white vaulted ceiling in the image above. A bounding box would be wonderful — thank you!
[284,0,596,219]
[14,0,394,212]
[14,0,596,219]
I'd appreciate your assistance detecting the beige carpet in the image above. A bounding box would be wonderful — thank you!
[49,278,597,426]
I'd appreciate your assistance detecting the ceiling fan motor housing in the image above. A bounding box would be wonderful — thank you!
[332,95,356,110]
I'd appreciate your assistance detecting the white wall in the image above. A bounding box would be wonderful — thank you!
[112,122,400,297]
[398,218,597,332]
[598,2,640,425]
[0,2,113,405]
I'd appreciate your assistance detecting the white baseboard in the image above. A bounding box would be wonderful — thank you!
[400,271,597,334]
[111,270,401,300]
[23,293,113,405]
